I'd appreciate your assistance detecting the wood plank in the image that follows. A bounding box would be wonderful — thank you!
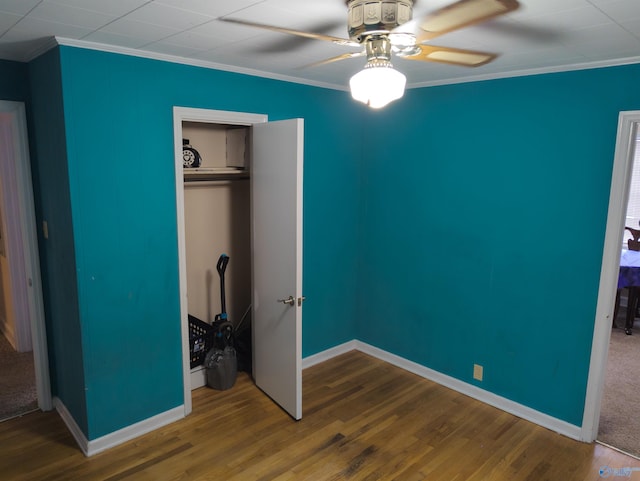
[1,351,638,480]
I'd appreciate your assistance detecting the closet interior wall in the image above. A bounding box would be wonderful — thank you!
[182,122,251,388]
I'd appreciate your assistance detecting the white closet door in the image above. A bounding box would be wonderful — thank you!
[251,118,304,420]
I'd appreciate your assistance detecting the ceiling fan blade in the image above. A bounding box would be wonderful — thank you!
[253,20,347,53]
[394,0,520,43]
[400,44,497,67]
[303,51,366,68]
[219,17,359,47]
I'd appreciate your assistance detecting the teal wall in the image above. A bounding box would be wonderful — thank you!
[0,59,29,102]
[28,49,88,434]
[357,64,640,426]
[22,42,640,441]
[0,56,89,434]
[53,46,361,439]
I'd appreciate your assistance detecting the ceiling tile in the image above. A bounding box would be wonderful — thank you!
[621,18,640,37]
[266,0,346,22]
[191,49,269,72]
[201,38,299,67]
[154,0,262,18]
[590,0,640,23]
[44,0,149,17]
[9,16,94,38]
[0,11,22,34]
[123,2,214,30]
[519,4,615,31]
[0,0,42,16]
[564,23,640,57]
[514,0,587,18]
[0,28,44,43]
[489,46,589,70]
[29,2,116,30]
[98,18,180,45]
[81,29,148,49]
[140,41,208,58]
[186,19,255,42]
[216,2,333,29]
[469,18,567,50]
[412,0,466,17]
[159,30,223,50]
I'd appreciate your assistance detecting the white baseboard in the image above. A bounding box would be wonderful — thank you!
[302,339,583,442]
[302,340,357,370]
[190,364,207,390]
[53,397,90,456]
[55,338,582,456]
[54,397,185,457]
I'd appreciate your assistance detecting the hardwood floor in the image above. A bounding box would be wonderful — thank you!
[1,351,638,480]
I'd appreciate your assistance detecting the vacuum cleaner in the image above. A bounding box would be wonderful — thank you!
[204,253,237,391]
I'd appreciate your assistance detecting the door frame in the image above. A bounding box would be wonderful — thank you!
[582,110,640,441]
[173,107,267,415]
[0,100,51,411]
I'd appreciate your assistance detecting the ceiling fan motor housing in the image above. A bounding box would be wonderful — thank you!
[347,0,414,41]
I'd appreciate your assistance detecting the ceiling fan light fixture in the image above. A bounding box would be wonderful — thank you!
[388,32,416,48]
[349,61,407,109]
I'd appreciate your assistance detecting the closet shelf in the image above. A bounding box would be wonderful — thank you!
[184,168,249,182]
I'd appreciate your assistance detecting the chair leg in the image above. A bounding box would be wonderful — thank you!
[626,287,638,335]
[614,289,621,327]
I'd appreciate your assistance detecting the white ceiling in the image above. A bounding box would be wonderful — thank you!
[1,0,640,90]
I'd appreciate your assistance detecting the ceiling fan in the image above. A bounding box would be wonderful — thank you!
[221,0,521,108]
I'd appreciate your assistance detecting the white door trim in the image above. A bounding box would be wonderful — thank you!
[172,107,267,415]
[582,110,640,441]
[0,100,51,411]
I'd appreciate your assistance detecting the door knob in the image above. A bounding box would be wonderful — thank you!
[278,296,295,306]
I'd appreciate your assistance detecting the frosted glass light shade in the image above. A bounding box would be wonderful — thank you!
[349,64,407,109]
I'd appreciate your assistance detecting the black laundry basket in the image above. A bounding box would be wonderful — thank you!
[189,315,214,369]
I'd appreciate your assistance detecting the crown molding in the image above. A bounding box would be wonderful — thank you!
[20,37,59,63]
[410,55,640,89]
[43,37,640,92]
[53,37,348,92]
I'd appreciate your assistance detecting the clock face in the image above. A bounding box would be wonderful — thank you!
[183,147,201,168]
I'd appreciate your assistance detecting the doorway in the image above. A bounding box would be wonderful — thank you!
[173,107,267,415]
[181,120,252,390]
[0,100,51,415]
[172,107,304,420]
[597,119,640,456]
[583,111,640,445]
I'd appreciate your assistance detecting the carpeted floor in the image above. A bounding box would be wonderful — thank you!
[598,315,640,458]
[0,333,37,422]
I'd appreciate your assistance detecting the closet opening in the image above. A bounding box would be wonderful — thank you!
[173,107,304,420]
[182,120,252,390]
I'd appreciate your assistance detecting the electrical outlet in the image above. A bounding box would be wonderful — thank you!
[473,364,483,381]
